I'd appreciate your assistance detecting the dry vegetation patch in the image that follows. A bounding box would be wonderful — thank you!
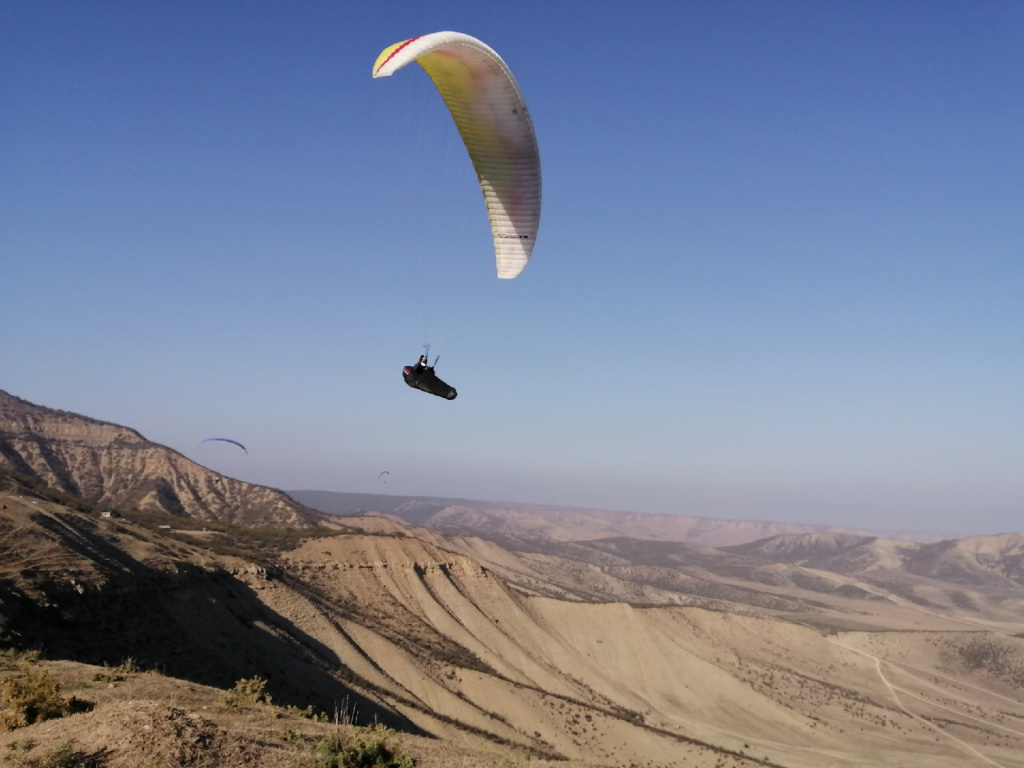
[0,660,458,768]
[953,635,1024,683]
[0,652,92,732]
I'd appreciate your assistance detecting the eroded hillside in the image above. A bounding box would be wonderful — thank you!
[0,391,320,526]
[4,490,1024,768]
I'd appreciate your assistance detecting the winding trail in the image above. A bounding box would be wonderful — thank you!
[883,656,1024,714]
[831,639,1009,768]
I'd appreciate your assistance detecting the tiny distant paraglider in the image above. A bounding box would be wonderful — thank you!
[378,471,390,483]
[198,437,248,454]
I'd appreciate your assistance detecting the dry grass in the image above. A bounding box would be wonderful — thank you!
[0,658,367,768]
[2,739,106,768]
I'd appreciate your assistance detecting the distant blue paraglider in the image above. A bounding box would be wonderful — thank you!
[198,437,248,454]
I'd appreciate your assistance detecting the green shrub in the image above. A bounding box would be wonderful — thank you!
[311,723,415,768]
[0,668,72,730]
[218,676,272,712]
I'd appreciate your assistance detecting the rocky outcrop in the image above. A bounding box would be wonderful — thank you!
[0,391,320,527]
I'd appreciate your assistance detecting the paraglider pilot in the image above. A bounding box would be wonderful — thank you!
[403,349,457,400]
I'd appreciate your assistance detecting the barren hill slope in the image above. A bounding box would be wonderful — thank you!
[726,531,1024,582]
[724,533,917,573]
[905,534,1024,585]
[4,490,1024,767]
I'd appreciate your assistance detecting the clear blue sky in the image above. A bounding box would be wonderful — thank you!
[3,1,1021,536]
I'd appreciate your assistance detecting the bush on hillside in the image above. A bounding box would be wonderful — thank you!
[311,723,415,768]
[217,676,272,712]
[0,667,74,730]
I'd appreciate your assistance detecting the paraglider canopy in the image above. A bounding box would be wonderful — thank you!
[373,31,541,279]
[198,437,247,454]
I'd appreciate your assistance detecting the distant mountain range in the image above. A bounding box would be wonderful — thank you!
[3,388,956,548]
[3,388,1024,767]
[289,489,951,548]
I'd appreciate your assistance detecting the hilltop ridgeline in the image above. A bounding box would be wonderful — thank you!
[0,390,321,527]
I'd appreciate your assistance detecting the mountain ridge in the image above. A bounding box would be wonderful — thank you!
[290,489,952,548]
[0,390,321,527]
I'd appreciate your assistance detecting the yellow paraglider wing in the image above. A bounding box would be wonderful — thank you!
[373,32,541,279]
